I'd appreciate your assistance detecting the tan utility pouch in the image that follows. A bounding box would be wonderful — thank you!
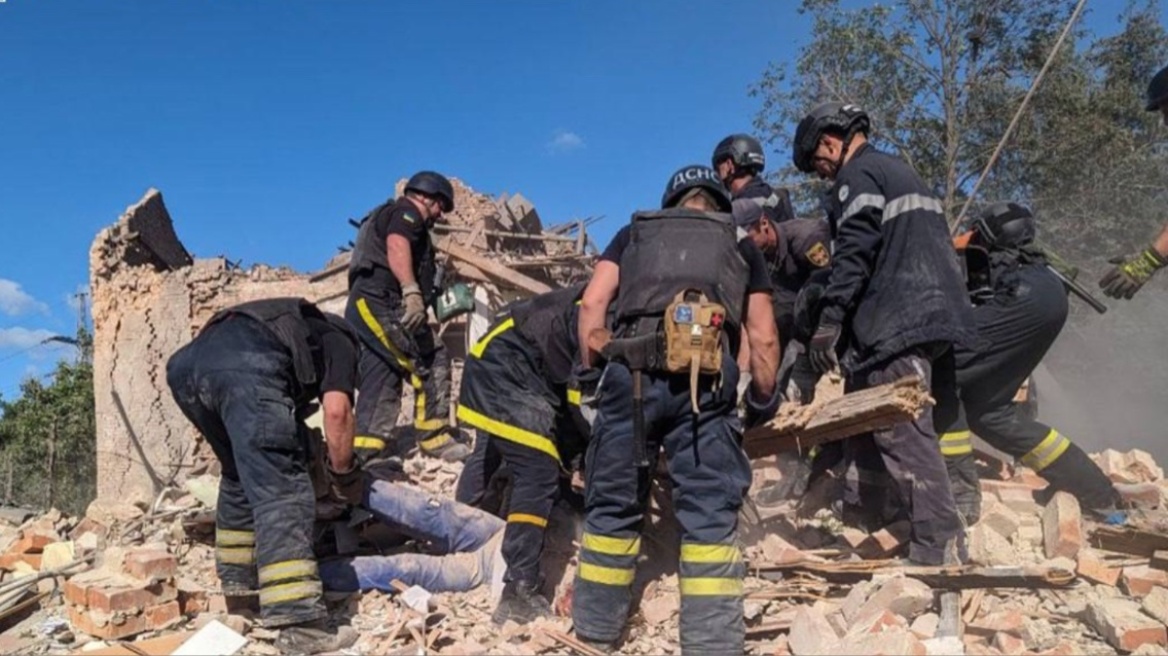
[663,290,725,413]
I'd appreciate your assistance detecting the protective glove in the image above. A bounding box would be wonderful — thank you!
[1099,246,1167,300]
[571,365,603,427]
[808,322,842,374]
[744,382,782,429]
[400,284,428,332]
[328,461,365,507]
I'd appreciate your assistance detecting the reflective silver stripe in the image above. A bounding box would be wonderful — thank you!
[840,193,887,222]
[882,193,944,223]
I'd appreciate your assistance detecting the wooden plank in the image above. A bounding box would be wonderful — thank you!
[541,629,606,656]
[1150,550,1168,571]
[431,223,577,243]
[751,561,1076,589]
[742,376,930,459]
[1090,526,1168,558]
[437,241,554,295]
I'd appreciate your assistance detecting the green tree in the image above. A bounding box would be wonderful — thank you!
[0,327,96,515]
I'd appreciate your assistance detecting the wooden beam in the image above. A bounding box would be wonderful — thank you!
[742,376,931,459]
[750,560,1076,589]
[1091,525,1168,558]
[431,223,578,243]
[437,241,554,295]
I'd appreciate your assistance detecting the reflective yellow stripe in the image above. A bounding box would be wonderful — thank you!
[353,436,387,451]
[355,297,416,374]
[578,562,635,586]
[414,389,445,431]
[680,577,744,596]
[680,543,741,564]
[457,404,561,461]
[259,580,323,606]
[258,559,318,586]
[939,430,973,456]
[567,389,582,406]
[1021,429,1071,472]
[418,432,452,451]
[216,547,255,565]
[470,318,515,358]
[508,513,548,528]
[216,529,255,546]
[581,533,641,557]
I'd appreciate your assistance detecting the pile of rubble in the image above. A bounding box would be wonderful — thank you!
[2,447,1168,655]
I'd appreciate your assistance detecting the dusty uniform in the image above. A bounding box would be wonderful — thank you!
[767,218,832,352]
[166,298,357,628]
[454,285,591,588]
[940,251,1120,517]
[345,198,455,459]
[819,143,978,565]
[734,177,795,224]
[572,213,772,655]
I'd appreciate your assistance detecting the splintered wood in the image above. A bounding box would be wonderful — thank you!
[742,375,933,459]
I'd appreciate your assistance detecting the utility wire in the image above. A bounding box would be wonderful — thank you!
[952,0,1091,232]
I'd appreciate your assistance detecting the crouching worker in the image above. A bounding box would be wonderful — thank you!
[166,298,364,655]
[453,283,594,625]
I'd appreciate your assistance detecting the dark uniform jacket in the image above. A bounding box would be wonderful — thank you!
[819,143,977,372]
[734,178,795,224]
[767,218,832,348]
[348,198,437,304]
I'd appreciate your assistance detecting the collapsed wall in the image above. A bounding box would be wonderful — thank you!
[90,184,595,504]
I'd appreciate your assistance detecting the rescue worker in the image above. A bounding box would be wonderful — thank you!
[165,298,363,655]
[943,203,1122,521]
[453,283,592,625]
[792,102,977,565]
[345,171,469,463]
[1098,64,1168,299]
[571,165,781,654]
[712,133,796,223]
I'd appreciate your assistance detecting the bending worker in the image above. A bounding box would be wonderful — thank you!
[571,165,780,655]
[345,171,469,463]
[453,283,592,625]
[943,202,1122,522]
[166,298,364,655]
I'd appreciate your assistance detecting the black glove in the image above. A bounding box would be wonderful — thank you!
[328,461,365,507]
[401,284,428,332]
[1099,247,1167,300]
[808,322,841,374]
[744,383,782,429]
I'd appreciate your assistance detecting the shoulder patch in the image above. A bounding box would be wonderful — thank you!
[805,242,830,268]
[838,185,850,204]
[402,212,417,225]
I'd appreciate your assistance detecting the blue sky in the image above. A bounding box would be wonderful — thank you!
[0,0,1162,400]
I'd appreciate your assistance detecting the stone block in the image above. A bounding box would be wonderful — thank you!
[910,612,939,640]
[979,505,1021,540]
[1042,492,1082,559]
[122,549,176,583]
[968,523,1015,566]
[1085,597,1167,652]
[789,606,840,656]
[854,576,934,621]
[1123,565,1168,598]
[1143,586,1168,626]
[1077,549,1121,587]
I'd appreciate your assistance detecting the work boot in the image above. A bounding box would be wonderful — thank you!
[274,620,358,656]
[492,579,551,625]
[419,429,472,463]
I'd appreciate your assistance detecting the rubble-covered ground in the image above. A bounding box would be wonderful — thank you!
[4,447,1168,655]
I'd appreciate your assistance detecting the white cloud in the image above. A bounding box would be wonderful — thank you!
[0,327,57,350]
[0,279,48,316]
[547,129,585,153]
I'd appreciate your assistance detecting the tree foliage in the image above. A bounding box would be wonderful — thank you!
[0,328,95,515]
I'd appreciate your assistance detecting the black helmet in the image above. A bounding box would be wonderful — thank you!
[973,202,1036,249]
[792,102,871,173]
[712,134,766,172]
[405,171,455,212]
[1146,64,1168,112]
[661,165,732,212]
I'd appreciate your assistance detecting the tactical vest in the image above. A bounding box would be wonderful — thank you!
[348,201,437,303]
[614,209,749,331]
[510,283,585,384]
[203,297,324,405]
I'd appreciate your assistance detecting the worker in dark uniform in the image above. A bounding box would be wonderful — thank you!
[942,203,1121,522]
[712,133,796,223]
[345,171,469,463]
[793,102,978,565]
[571,165,780,655]
[165,298,363,655]
[1099,64,1168,300]
[453,283,592,625]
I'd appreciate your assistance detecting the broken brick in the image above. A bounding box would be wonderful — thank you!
[854,577,934,621]
[1096,449,1141,484]
[847,608,907,637]
[68,517,109,543]
[1125,449,1163,482]
[68,606,149,641]
[1077,549,1122,587]
[968,610,1026,638]
[1085,598,1168,652]
[836,628,926,656]
[1117,483,1164,510]
[1042,491,1082,559]
[909,612,939,640]
[145,600,182,630]
[994,632,1026,655]
[1122,565,1168,598]
[981,480,1042,514]
[838,528,868,551]
[123,549,177,582]
[859,520,910,559]
[11,530,56,554]
[968,523,1015,567]
[0,552,42,571]
[177,578,209,615]
[978,504,1021,540]
[1142,586,1168,625]
[87,581,156,615]
[789,605,839,656]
